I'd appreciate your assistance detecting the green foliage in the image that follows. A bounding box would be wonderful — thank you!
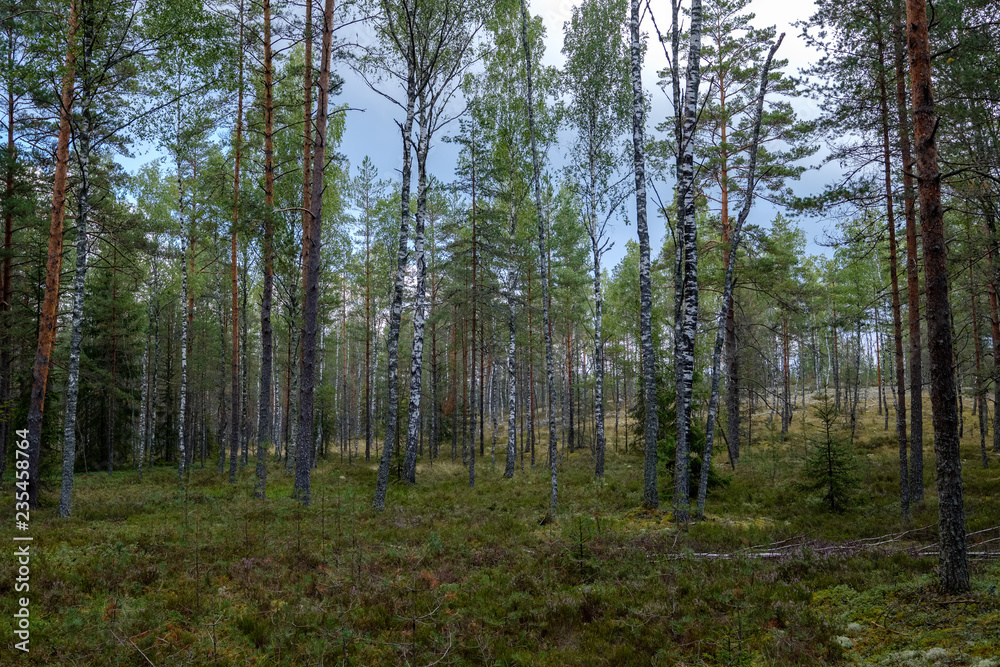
[801,395,858,512]
[629,362,730,497]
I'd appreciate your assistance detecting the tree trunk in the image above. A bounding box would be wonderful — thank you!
[970,265,988,468]
[894,0,923,503]
[296,0,335,506]
[906,0,968,594]
[696,37,783,517]
[227,0,243,489]
[877,23,910,516]
[674,0,705,523]
[520,0,558,513]
[402,108,432,484]
[632,0,657,509]
[256,0,276,483]
[58,100,92,517]
[985,216,1000,454]
[27,0,77,509]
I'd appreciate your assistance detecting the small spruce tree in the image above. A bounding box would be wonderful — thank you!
[802,395,857,512]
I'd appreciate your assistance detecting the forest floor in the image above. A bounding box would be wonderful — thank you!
[2,400,1000,665]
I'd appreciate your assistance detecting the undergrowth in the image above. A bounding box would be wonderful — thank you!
[1,396,998,665]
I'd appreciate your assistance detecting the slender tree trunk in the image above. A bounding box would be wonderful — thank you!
[520,0,558,512]
[0,13,17,483]
[296,0,334,506]
[58,98,92,517]
[27,0,77,509]
[696,38,783,516]
[894,0,924,503]
[781,316,790,440]
[504,214,518,479]
[906,0,969,594]
[674,0,705,523]
[985,217,1000,454]
[229,1,244,481]
[226,0,243,489]
[591,232,606,478]
[625,0,656,509]
[971,265,988,468]
[877,24,910,516]
[402,110,432,484]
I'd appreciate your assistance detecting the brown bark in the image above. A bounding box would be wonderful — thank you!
[985,224,1000,453]
[229,0,244,484]
[878,20,910,517]
[296,0,335,506]
[894,0,923,502]
[970,264,988,468]
[906,0,968,594]
[27,0,78,508]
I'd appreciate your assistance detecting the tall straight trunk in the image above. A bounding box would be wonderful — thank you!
[876,23,910,516]
[674,0,704,523]
[528,263,536,466]
[374,15,418,510]
[58,96,93,517]
[402,110,432,484]
[226,0,242,489]
[429,215,438,460]
[832,309,841,409]
[520,0,558,512]
[296,0,334,506]
[894,0,923,502]
[566,330,574,452]
[217,288,228,475]
[229,0,243,483]
[695,37,783,517]
[591,233,606,478]
[781,316,790,440]
[504,212,518,479]
[631,0,658,505]
[985,217,1000,453]
[970,265,988,468]
[177,152,189,479]
[27,0,77,509]
[257,0,277,494]
[1,14,18,482]
[365,172,373,463]
[906,0,968,594]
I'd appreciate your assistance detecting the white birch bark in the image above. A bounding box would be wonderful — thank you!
[673,0,704,523]
[58,120,90,518]
[402,120,431,484]
[519,0,559,513]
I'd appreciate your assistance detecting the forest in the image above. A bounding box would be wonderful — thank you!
[1,0,1000,663]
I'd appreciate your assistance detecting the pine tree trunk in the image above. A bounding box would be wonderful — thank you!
[296,0,334,507]
[970,265,988,468]
[27,0,77,509]
[0,15,16,483]
[520,0,558,512]
[985,216,1000,453]
[906,0,969,594]
[230,0,245,489]
[877,24,910,516]
[894,0,924,502]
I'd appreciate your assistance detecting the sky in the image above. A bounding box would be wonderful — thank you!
[119,0,836,270]
[332,0,836,271]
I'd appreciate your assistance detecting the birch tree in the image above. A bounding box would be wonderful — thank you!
[562,0,630,480]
